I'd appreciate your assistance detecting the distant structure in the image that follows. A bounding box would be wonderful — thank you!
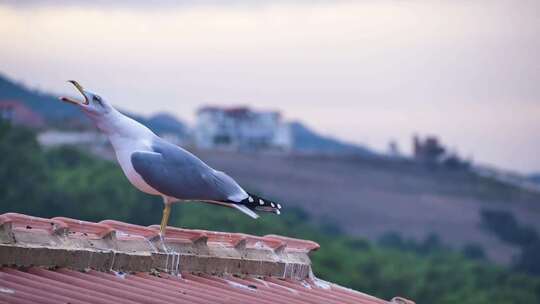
[413,135,445,163]
[387,140,402,158]
[0,100,45,129]
[195,106,291,151]
[37,130,108,147]
[413,135,470,169]
[37,130,113,159]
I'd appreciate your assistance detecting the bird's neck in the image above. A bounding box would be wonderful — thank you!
[88,108,156,144]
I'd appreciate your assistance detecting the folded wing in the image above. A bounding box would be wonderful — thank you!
[130,139,248,203]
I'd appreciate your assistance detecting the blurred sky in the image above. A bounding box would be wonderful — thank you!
[0,0,539,173]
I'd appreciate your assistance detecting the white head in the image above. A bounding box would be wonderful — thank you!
[59,80,114,118]
[59,80,154,138]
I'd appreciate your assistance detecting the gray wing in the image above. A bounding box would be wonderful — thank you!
[131,138,248,202]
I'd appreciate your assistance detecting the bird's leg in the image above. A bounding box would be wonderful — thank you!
[158,197,173,254]
[160,198,172,236]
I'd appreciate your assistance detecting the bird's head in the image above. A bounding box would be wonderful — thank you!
[59,80,113,116]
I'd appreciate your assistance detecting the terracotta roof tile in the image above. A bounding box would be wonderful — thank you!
[99,219,159,240]
[0,213,414,303]
[264,234,321,252]
[52,217,115,239]
[0,267,398,304]
[2,213,68,235]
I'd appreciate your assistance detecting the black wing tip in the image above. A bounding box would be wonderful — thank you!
[242,193,282,215]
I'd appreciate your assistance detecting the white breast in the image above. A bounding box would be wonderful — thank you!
[112,136,161,196]
[90,107,163,196]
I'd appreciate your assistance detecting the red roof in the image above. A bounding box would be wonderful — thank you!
[0,267,394,304]
[0,100,45,128]
[0,213,414,304]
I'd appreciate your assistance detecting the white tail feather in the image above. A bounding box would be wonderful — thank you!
[232,204,259,219]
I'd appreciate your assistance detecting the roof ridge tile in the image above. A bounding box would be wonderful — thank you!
[147,225,208,244]
[2,212,68,236]
[263,234,320,252]
[99,219,158,239]
[0,212,403,303]
[53,217,115,240]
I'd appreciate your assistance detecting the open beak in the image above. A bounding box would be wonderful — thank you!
[59,80,89,105]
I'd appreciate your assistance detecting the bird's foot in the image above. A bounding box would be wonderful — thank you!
[158,232,170,254]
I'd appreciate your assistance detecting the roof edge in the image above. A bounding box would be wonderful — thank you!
[0,213,315,279]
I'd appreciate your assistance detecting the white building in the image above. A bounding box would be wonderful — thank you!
[37,130,115,160]
[37,130,107,147]
[195,106,291,151]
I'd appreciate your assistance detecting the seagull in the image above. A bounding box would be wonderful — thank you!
[59,80,281,235]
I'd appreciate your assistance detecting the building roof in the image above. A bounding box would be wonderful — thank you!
[0,100,45,128]
[197,105,281,118]
[198,105,250,115]
[0,213,414,304]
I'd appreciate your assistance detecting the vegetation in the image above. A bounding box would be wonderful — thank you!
[480,209,540,275]
[1,123,540,303]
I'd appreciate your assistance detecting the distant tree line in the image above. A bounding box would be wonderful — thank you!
[480,209,540,275]
[378,232,487,261]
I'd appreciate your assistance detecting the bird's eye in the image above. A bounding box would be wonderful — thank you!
[93,95,102,104]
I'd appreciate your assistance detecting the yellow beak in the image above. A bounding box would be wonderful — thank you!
[59,80,89,105]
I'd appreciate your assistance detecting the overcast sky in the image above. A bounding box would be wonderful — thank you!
[1,0,539,173]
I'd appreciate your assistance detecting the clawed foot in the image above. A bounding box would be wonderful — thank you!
[158,232,170,254]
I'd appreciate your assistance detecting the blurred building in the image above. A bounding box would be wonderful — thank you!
[413,135,445,163]
[37,130,108,147]
[37,130,114,160]
[387,140,402,158]
[0,100,45,129]
[413,135,470,170]
[195,106,291,151]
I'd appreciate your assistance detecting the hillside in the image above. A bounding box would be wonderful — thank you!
[289,121,376,157]
[194,149,540,264]
[530,174,540,185]
[0,73,188,136]
[0,73,82,123]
